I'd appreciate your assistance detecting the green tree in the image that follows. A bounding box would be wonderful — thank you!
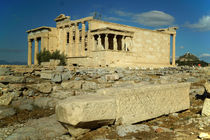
[37,49,66,65]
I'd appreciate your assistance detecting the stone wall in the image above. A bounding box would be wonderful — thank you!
[89,20,171,65]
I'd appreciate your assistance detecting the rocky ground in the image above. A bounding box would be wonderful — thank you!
[0,65,209,140]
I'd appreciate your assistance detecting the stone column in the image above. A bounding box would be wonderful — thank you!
[27,39,32,65]
[92,35,96,51]
[69,24,73,57]
[87,22,92,53]
[122,36,125,51]
[98,34,102,50]
[75,23,79,57]
[105,34,108,50]
[34,38,39,65]
[172,34,176,66]
[81,22,86,56]
[113,35,117,51]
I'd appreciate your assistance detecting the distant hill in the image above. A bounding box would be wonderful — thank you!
[176,52,208,67]
[0,60,27,65]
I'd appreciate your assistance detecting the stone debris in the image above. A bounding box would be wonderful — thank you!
[0,65,209,140]
[61,80,83,90]
[116,124,150,137]
[198,132,210,139]
[6,115,67,140]
[0,106,16,119]
[201,98,210,116]
[28,82,52,94]
[204,82,210,93]
[0,67,11,76]
[64,124,90,137]
[0,92,15,106]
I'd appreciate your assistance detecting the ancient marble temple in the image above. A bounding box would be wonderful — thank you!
[27,14,177,67]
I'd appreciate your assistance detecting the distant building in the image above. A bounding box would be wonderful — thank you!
[26,14,177,67]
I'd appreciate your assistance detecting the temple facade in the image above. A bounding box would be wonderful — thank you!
[27,14,177,67]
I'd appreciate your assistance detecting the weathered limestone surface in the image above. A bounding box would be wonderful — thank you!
[0,92,15,105]
[56,83,190,127]
[56,95,116,126]
[202,98,210,116]
[204,82,210,93]
[6,115,67,140]
[97,82,190,124]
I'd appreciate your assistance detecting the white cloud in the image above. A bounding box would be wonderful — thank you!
[112,10,174,27]
[103,16,124,22]
[179,46,184,49]
[200,53,210,58]
[133,11,174,26]
[185,16,210,31]
[114,10,133,17]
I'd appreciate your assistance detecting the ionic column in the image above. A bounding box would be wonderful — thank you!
[81,22,86,56]
[75,23,79,56]
[98,34,103,50]
[92,35,96,51]
[172,34,176,66]
[105,34,108,50]
[69,25,73,57]
[27,39,32,65]
[113,35,117,51]
[34,38,39,65]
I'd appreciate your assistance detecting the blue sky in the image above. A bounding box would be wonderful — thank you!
[0,0,210,63]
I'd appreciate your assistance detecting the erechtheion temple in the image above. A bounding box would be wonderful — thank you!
[27,14,177,67]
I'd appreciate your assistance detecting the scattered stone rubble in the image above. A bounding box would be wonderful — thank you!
[0,65,209,140]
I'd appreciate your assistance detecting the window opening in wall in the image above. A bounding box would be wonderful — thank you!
[67,32,69,43]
